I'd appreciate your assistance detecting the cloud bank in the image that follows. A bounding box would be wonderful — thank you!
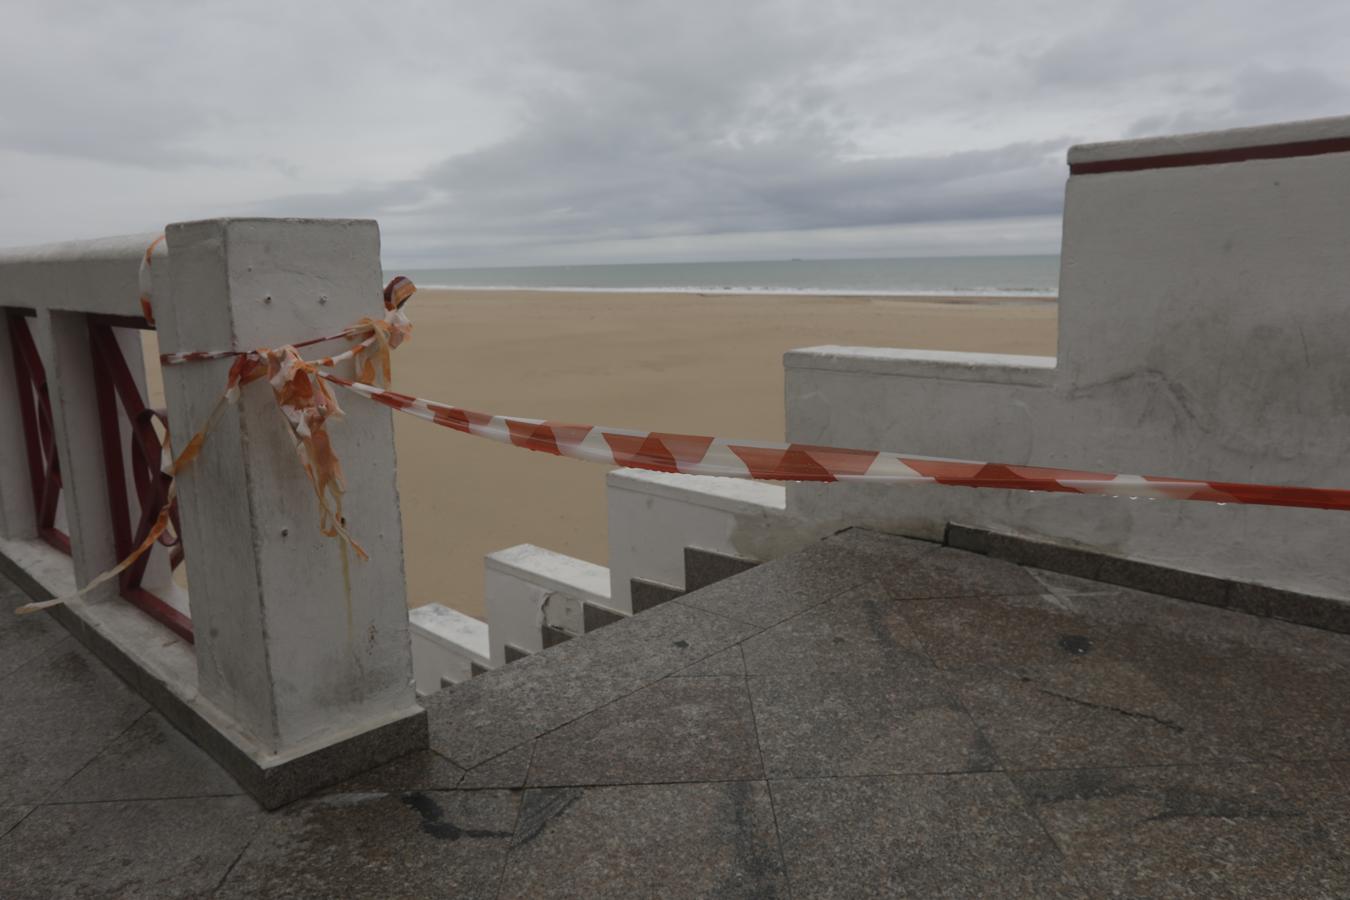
[2,0,1347,264]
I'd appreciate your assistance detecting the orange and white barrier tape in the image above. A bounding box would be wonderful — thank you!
[21,252,1349,619]
[137,235,165,324]
[16,258,414,614]
[320,374,1350,512]
[157,274,416,560]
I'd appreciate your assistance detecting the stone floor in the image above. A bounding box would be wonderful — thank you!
[2,528,1348,898]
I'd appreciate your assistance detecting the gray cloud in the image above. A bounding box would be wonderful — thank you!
[2,1,1348,262]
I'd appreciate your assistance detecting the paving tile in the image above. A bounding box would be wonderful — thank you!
[822,527,941,568]
[742,580,931,676]
[0,805,31,836]
[900,593,1167,671]
[677,537,886,627]
[1156,653,1350,763]
[906,594,1096,667]
[670,644,745,676]
[499,782,786,899]
[459,743,535,790]
[960,642,1350,771]
[424,651,629,770]
[1005,577,1350,674]
[54,711,243,802]
[772,773,1086,898]
[0,578,68,678]
[528,676,761,786]
[425,601,758,767]
[1027,567,1119,596]
[1071,584,1350,671]
[884,546,1045,600]
[954,658,1231,770]
[219,789,518,899]
[749,667,996,777]
[325,749,464,793]
[1013,763,1350,898]
[0,795,261,899]
[0,639,147,805]
[1255,617,1350,672]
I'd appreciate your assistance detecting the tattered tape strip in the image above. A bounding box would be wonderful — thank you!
[16,255,414,615]
[15,393,228,614]
[321,373,1350,513]
[137,234,165,324]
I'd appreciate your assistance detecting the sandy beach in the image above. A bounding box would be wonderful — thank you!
[389,289,1057,617]
[143,288,1057,617]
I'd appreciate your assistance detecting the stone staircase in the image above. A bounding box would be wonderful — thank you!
[411,537,766,696]
[408,467,807,695]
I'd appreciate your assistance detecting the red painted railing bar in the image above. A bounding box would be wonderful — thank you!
[6,309,70,554]
[87,318,192,642]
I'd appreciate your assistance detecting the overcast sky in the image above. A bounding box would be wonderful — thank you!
[2,1,1347,266]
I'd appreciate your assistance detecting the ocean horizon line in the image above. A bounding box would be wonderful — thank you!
[412,283,1058,299]
[397,254,1061,298]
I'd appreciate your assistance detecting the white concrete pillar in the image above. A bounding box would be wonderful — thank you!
[153,219,424,778]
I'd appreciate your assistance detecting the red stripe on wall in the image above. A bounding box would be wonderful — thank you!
[1070,136,1350,175]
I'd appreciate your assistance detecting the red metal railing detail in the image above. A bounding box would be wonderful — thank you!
[87,315,193,642]
[5,309,70,555]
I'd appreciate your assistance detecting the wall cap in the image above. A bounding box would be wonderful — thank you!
[784,345,1056,385]
[1069,115,1350,169]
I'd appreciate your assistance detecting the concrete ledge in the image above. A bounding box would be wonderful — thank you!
[410,604,490,693]
[0,543,428,809]
[0,231,161,319]
[410,604,490,664]
[607,468,787,517]
[485,544,612,608]
[1068,114,1350,167]
[783,346,1056,386]
[945,523,1350,634]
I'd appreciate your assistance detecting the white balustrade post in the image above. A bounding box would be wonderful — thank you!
[38,309,123,601]
[0,312,37,540]
[154,218,425,802]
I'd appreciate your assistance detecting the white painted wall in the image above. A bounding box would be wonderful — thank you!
[410,603,489,693]
[786,116,1350,600]
[606,468,819,611]
[482,543,613,666]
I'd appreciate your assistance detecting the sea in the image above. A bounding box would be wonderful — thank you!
[400,255,1059,298]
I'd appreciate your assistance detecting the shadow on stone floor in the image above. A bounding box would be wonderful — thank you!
[2,529,1347,898]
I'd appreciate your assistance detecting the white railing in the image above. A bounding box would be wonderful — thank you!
[0,219,424,808]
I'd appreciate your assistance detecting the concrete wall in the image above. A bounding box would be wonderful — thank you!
[786,116,1350,600]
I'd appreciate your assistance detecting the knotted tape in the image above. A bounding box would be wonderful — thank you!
[16,242,415,614]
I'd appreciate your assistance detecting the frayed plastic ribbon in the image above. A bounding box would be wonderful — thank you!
[16,246,414,614]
